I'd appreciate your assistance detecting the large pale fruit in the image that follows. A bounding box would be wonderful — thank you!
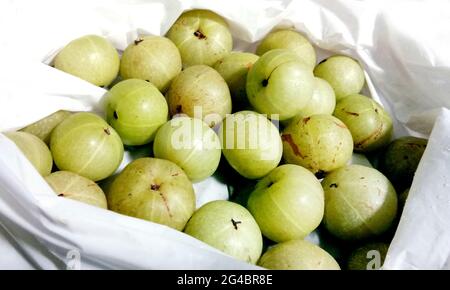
[246,49,315,121]
[107,158,195,231]
[184,200,263,264]
[54,35,120,87]
[153,117,221,182]
[297,77,336,117]
[166,65,231,127]
[105,79,168,146]
[219,111,282,179]
[314,55,365,100]
[322,165,398,240]
[282,114,353,175]
[5,131,53,176]
[120,36,182,92]
[247,164,324,242]
[50,112,124,181]
[45,171,107,209]
[166,9,232,67]
[258,240,340,270]
[256,29,316,69]
[333,94,393,152]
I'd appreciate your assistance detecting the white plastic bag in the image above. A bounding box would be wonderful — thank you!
[0,0,449,269]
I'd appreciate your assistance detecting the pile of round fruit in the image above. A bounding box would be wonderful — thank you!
[5,9,428,270]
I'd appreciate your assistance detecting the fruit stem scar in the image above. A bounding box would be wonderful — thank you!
[113,111,118,120]
[103,128,111,135]
[58,193,65,197]
[175,105,183,113]
[193,30,207,39]
[330,183,338,188]
[231,218,242,230]
[281,134,303,158]
[150,184,160,191]
[261,79,269,87]
[134,38,144,45]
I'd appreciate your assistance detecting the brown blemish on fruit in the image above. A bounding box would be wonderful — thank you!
[231,218,242,230]
[171,173,180,177]
[150,184,160,191]
[194,30,207,39]
[104,128,111,135]
[134,38,144,45]
[159,191,173,218]
[355,124,383,149]
[246,62,253,70]
[303,117,311,124]
[113,111,118,120]
[344,110,359,116]
[281,134,303,158]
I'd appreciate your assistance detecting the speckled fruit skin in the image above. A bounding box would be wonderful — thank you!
[50,112,124,182]
[5,131,53,176]
[334,94,393,152]
[213,52,259,109]
[45,171,107,209]
[153,117,221,182]
[246,49,315,121]
[347,242,389,270]
[256,29,316,69]
[105,79,168,146]
[120,36,182,92]
[166,9,232,68]
[258,239,340,270]
[322,165,398,240]
[54,35,120,87]
[20,110,72,144]
[314,55,365,100]
[166,65,231,127]
[219,111,282,179]
[281,114,353,174]
[379,136,427,191]
[107,158,195,231]
[247,164,324,243]
[184,200,262,264]
[297,77,336,117]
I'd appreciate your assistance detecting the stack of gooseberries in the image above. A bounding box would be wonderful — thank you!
[2,9,429,270]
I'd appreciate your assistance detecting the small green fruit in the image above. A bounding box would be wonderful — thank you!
[334,94,393,152]
[184,200,263,264]
[120,36,182,92]
[256,29,316,69]
[54,35,120,87]
[247,164,324,242]
[314,55,365,100]
[5,131,53,176]
[105,79,168,146]
[258,239,340,270]
[45,171,107,209]
[322,165,398,240]
[108,158,195,231]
